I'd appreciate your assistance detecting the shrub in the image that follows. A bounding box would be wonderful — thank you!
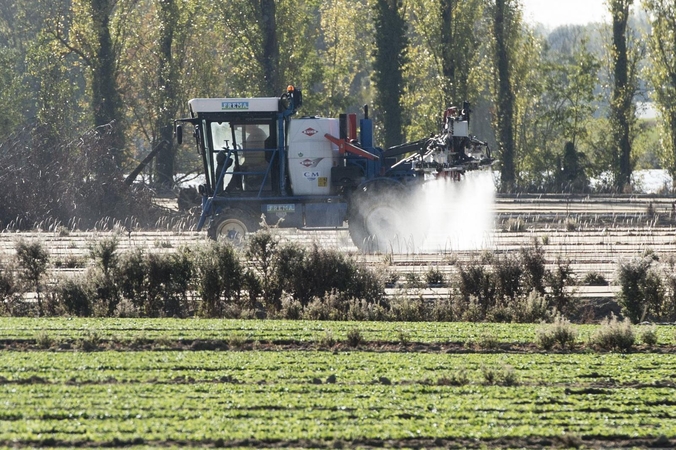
[89,237,118,276]
[88,267,119,317]
[270,243,306,305]
[194,242,244,318]
[15,240,49,315]
[343,264,385,306]
[535,315,577,350]
[346,298,387,321]
[437,369,469,386]
[227,333,246,349]
[501,366,519,386]
[430,297,455,321]
[460,295,484,322]
[318,330,337,349]
[55,277,92,317]
[346,328,364,347]
[278,294,302,320]
[114,298,140,318]
[477,333,500,350]
[512,291,551,323]
[116,249,146,311]
[389,295,425,322]
[0,264,20,312]
[583,272,608,286]
[642,270,665,321]
[384,271,399,287]
[424,267,445,286]
[457,262,495,317]
[494,255,523,302]
[547,258,576,315]
[302,292,344,321]
[482,365,518,385]
[662,273,676,322]
[247,234,386,312]
[42,292,65,317]
[639,326,658,346]
[299,245,383,306]
[77,332,101,352]
[146,250,193,317]
[36,332,54,349]
[616,257,663,323]
[246,231,281,311]
[404,272,423,289]
[221,303,256,319]
[242,269,262,312]
[591,315,635,352]
[397,329,411,345]
[485,304,513,323]
[520,242,546,295]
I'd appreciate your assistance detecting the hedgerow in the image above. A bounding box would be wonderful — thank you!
[3,235,674,324]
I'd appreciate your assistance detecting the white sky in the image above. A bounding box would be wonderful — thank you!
[521,0,610,28]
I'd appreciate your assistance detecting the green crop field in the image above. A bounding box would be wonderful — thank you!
[0,318,675,448]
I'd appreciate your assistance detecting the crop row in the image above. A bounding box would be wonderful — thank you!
[1,318,674,345]
[1,384,674,442]
[0,350,675,387]
[0,351,675,444]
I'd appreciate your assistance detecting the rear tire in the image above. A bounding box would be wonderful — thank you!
[348,181,407,253]
[208,208,259,243]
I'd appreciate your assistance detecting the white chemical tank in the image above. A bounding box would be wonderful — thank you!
[287,117,339,196]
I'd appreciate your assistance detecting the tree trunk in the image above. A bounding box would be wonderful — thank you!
[609,0,633,192]
[493,0,515,192]
[260,0,279,96]
[440,0,456,105]
[155,0,178,187]
[373,0,407,148]
[671,111,676,187]
[90,0,124,167]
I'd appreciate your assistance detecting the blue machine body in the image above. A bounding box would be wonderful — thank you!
[174,88,492,243]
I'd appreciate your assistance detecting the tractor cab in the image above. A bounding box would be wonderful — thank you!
[181,97,289,199]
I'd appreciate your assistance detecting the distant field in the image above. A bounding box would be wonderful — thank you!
[0,318,675,448]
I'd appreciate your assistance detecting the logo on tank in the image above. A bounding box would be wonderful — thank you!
[302,127,318,137]
[300,158,323,168]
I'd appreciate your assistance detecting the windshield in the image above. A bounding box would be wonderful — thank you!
[206,121,274,193]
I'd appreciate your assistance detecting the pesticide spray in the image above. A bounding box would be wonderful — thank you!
[369,170,496,253]
[415,171,496,251]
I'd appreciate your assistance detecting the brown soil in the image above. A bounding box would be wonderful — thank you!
[1,435,673,449]
[0,337,675,354]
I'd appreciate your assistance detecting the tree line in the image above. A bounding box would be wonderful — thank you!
[1,0,675,194]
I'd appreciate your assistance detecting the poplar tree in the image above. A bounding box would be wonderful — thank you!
[490,0,518,192]
[372,0,408,148]
[608,0,635,192]
[643,0,676,182]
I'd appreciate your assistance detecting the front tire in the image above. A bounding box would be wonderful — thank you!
[208,208,259,243]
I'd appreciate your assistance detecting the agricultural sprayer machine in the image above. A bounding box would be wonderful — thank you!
[175,86,494,252]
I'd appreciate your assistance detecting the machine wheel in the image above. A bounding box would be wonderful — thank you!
[348,181,407,253]
[207,208,259,243]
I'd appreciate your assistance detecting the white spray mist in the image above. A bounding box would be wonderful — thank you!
[405,171,496,252]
